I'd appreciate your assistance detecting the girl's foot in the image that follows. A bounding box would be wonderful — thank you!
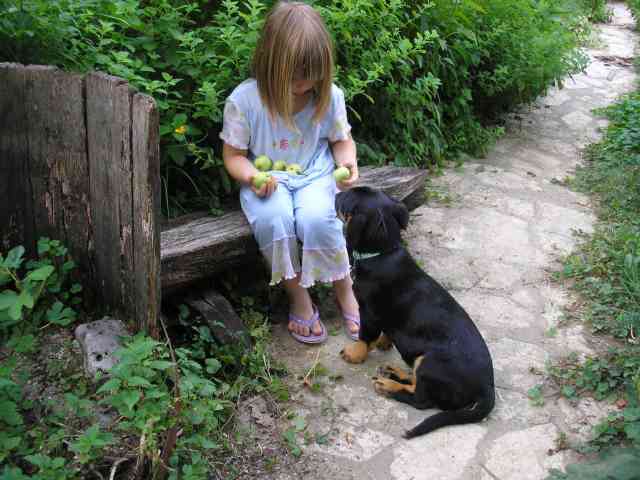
[288,303,324,337]
[288,305,327,345]
[334,277,360,337]
[283,275,323,337]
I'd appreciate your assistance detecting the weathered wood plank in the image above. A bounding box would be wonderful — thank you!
[184,287,249,346]
[0,63,34,252]
[23,66,62,243]
[162,211,259,291]
[86,72,135,320]
[23,66,90,277]
[132,93,161,338]
[161,166,428,291]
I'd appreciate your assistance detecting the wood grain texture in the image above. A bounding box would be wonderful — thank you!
[86,72,134,319]
[2,64,161,335]
[132,93,161,338]
[0,63,33,252]
[24,66,90,271]
[185,287,250,345]
[161,166,428,291]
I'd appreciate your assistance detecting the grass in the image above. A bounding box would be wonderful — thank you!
[543,88,640,476]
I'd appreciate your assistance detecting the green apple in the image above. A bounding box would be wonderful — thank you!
[254,155,272,171]
[273,160,287,171]
[252,171,271,189]
[286,163,302,175]
[333,166,351,182]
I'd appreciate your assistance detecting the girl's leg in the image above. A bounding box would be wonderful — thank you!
[240,185,322,338]
[293,174,359,336]
[333,274,359,335]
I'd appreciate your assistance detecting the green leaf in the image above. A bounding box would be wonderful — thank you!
[145,389,168,400]
[97,378,121,394]
[7,334,36,353]
[127,376,152,388]
[26,265,54,282]
[624,422,640,443]
[3,246,25,269]
[7,295,24,321]
[0,290,18,310]
[121,391,141,411]
[149,360,174,370]
[0,433,21,459]
[37,238,51,255]
[0,400,22,426]
[17,289,34,310]
[205,358,221,374]
[173,113,187,125]
[0,271,11,287]
[46,301,76,326]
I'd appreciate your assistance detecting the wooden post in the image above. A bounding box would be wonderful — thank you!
[132,93,161,339]
[0,64,161,336]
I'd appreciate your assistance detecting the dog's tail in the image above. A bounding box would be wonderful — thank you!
[403,384,495,439]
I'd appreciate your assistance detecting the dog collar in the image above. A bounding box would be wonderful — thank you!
[352,251,382,261]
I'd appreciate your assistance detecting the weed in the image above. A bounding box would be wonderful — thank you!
[528,384,546,406]
[547,81,640,475]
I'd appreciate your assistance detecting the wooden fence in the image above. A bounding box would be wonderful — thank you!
[0,63,161,337]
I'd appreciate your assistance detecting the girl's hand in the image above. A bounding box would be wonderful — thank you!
[336,162,359,191]
[250,174,278,198]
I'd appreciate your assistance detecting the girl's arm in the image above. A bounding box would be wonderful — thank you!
[330,136,359,190]
[222,143,277,197]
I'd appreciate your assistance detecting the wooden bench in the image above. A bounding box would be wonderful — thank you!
[161,166,429,292]
[2,63,429,339]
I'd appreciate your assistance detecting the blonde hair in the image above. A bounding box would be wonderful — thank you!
[252,1,334,129]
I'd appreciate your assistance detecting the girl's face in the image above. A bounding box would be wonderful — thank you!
[292,79,317,97]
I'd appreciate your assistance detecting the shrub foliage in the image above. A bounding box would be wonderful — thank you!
[0,0,588,215]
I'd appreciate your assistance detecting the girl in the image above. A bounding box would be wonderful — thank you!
[220,1,360,344]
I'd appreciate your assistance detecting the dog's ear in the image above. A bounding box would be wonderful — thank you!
[391,201,409,230]
[346,213,368,249]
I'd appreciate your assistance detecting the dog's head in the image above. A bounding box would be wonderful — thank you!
[335,187,409,254]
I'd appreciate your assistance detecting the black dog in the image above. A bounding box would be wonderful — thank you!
[336,187,495,439]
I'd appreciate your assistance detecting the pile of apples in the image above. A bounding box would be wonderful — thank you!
[252,155,350,189]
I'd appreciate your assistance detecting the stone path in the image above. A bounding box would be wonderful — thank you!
[261,4,637,479]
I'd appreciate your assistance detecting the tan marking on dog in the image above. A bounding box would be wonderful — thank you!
[374,377,416,395]
[381,365,412,382]
[376,333,393,351]
[341,340,369,364]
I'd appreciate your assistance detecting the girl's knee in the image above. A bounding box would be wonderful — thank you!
[295,209,338,241]
[255,209,295,233]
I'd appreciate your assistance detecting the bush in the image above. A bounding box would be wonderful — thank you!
[0,240,285,477]
[0,0,588,215]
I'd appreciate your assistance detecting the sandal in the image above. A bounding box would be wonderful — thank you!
[288,305,328,345]
[342,311,360,341]
[335,298,360,341]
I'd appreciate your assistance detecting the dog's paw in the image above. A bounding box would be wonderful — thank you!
[340,341,368,364]
[377,365,395,378]
[378,365,411,383]
[373,377,396,396]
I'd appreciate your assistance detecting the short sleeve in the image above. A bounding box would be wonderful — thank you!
[219,100,250,150]
[328,87,352,143]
